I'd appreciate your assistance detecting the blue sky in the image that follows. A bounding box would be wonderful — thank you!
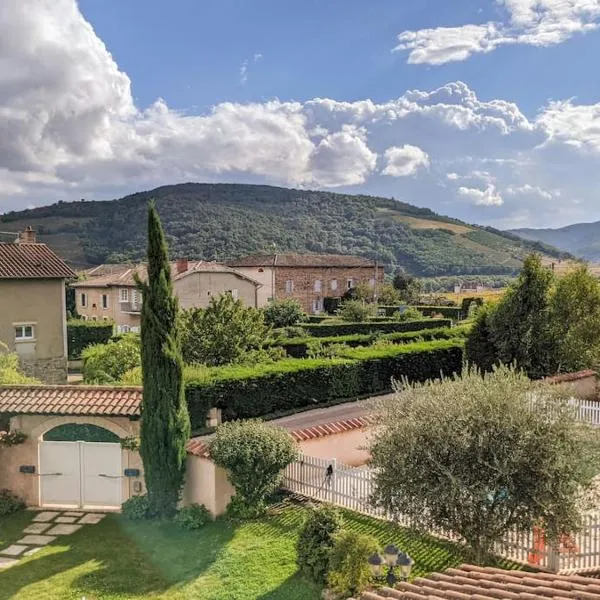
[2,0,600,228]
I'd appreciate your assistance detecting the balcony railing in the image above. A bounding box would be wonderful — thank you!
[120,302,141,314]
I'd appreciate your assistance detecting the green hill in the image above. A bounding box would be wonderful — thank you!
[0,183,569,275]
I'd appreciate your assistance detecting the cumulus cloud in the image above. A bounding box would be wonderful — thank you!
[505,184,554,200]
[394,0,600,65]
[458,184,504,206]
[382,145,430,177]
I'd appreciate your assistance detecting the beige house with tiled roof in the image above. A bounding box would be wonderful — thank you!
[72,259,262,332]
[227,253,383,313]
[0,227,75,383]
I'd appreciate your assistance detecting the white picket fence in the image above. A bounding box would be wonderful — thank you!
[282,454,600,573]
[568,397,600,427]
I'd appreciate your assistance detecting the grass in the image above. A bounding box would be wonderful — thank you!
[0,500,523,600]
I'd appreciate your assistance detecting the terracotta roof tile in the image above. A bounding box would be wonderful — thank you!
[362,564,600,599]
[0,385,141,417]
[227,253,376,268]
[546,370,598,384]
[0,243,75,279]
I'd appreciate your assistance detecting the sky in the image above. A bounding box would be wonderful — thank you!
[2,1,600,228]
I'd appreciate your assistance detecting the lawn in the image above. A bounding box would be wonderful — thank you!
[0,500,521,600]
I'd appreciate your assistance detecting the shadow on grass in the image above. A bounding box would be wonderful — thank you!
[256,573,321,600]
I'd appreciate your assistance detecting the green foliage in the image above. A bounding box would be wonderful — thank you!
[297,505,343,585]
[327,531,379,598]
[1,183,569,277]
[0,344,38,384]
[324,296,342,314]
[137,203,191,519]
[420,275,515,293]
[179,295,270,366]
[208,420,298,517]
[67,319,114,359]
[81,334,141,384]
[393,307,423,322]
[0,430,27,446]
[465,304,498,372]
[263,299,304,328]
[300,318,451,338]
[174,503,212,530]
[0,489,25,517]
[392,270,422,304]
[121,495,150,520]
[369,365,600,563]
[270,325,307,340]
[380,305,463,320]
[337,299,375,322]
[460,296,484,316]
[377,283,402,305]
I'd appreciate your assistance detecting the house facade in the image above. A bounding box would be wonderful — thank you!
[227,253,384,313]
[0,227,75,383]
[72,259,261,332]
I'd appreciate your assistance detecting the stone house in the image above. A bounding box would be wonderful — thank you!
[72,259,262,333]
[227,253,384,313]
[0,227,75,383]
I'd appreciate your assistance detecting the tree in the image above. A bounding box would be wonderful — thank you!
[377,283,402,306]
[208,419,298,517]
[464,303,499,373]
[81,334,140,384]
[392,269,422,304]
[179,294,270,366]
[0,344,38,385]
[548,266,600,373]
[135,203,190,519]
[337,299,375,322]
[263,298,304,328]
[343,282,374,303]
[369,365,599,564]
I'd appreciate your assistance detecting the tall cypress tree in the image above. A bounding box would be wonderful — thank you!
[136,203,190,518]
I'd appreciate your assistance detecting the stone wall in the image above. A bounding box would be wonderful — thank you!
[20,356,68,384]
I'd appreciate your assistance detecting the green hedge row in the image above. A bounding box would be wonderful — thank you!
[67,320,114,359]
[184,338,464,430]
[298,318,451,337]
[379,305,463,320]
[275,325,470,358]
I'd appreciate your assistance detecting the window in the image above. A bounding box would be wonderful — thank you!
[369,278,376,288]
[119,288,129,303]
[347,278,354,290]
[80,292,87,307]
[102,316,109,321]
[330,279,338,291]
[285,280,294,294]
[117,324,131,334]
[131,290,140,306]
[314,279,322,292]
[15,324,34,341]
[91,316,97,321]
[101,294,109,309]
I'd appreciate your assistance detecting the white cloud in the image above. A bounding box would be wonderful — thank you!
[394,0,600,65]
[446,172,459,180]
[458,184,504,206]
[382,145,430,177]
[240,52,263,84]
[505,184,554,199]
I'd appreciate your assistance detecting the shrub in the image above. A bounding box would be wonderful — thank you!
[263,299,304,328]
[174,503,212,529]
[121,494,150,520]
[380,305,463,320]
[67,319,114,360]
[324,296,342,314]
[209,420,298,517]
[299,318,451,337]
[393,307,423,322]
[327,531,379,598]
[0,430,27,446]
[0,344,39,384]
[337,300,375,322]
[271,326,307,340]
[297,505,343,585]
[82,334,141,384]
[0,489,25,517]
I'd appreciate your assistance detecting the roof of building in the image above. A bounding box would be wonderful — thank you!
[546,369,598,384]
[0,385,142,417]
[227,253,377,268]
[361,564,600,599]
[0,242,76,280]
[73,261,262,288]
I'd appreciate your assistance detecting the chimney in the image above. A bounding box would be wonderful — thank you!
[176,258,189,274]
[18,226,36,244]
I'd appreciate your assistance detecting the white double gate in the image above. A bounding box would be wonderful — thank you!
[39,441,122,508]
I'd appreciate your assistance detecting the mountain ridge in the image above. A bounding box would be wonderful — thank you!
[0,182,570,276]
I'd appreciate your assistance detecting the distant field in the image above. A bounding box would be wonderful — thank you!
[439,289,508,303]
[376,209,473,234]
[540,258,600,276]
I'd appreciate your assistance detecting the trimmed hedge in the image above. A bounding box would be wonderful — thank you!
[298,318,451,338]
[184,338,464,430]
[67,320,114,359]
[379,305,463,320]
[273,325,470,358]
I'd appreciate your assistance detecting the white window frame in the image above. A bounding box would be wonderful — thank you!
[118,324,131,334]
[330,279,338,291]
[101,293,109,309]
[119,288,129,303]
[285,280,294,294]
[314,279,322,293]
[131,289,139,306]
[80,292,87,307]
[14,323,35,342]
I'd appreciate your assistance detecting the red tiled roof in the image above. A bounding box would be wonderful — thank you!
[0,385,142,417]
[546,370,598,384]
[0,243,75,279]
[361,564,600,599]
[227,253,376,268]
[186,438,210,458]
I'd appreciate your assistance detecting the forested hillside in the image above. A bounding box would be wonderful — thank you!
[0,183,569,275]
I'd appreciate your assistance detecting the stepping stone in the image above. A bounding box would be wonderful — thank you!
[0,544,28,557]
[0,557,18,569]
[63,511,84,517]
[23,523,52,534]
[78,513,105,524]
[24,547,43,557]
[17,535,56,546]
[33,511,60,523]
[46,524,82,536]
[55,516,77,524]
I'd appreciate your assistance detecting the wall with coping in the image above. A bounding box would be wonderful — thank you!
[183,455,234,517]
[297,427,372,467]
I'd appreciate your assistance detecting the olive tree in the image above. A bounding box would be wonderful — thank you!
[369,365,600,563]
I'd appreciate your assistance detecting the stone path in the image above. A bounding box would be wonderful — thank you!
[0,510,105,570]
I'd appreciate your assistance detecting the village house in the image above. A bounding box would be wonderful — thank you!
[71,259,262,332]
[227,253,384,313]
[0,227,75,383]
